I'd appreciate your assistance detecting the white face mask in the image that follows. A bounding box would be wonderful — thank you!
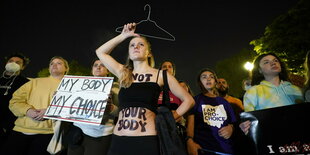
[5,62,21,72]
[244,85,252,91]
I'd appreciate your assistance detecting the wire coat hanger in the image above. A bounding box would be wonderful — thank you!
[115,4,176,41]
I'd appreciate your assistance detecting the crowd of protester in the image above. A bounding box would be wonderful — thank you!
[0,22,308,155]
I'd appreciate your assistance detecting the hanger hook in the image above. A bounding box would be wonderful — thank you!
[144,4,151,20]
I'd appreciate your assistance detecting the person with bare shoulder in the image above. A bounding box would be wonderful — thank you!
[95,23,194,155]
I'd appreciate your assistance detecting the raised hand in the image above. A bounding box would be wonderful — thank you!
[121,23,140,38]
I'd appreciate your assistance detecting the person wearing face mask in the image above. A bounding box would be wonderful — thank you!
[0,53,30,147]
[2,56,69,155]
[242,78,252,92]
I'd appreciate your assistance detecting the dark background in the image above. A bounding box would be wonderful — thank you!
[0,0,299,95]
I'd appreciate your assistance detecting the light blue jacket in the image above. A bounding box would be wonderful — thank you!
[243,80,303,111]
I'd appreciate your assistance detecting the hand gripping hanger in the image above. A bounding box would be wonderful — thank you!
[115,4,176,41]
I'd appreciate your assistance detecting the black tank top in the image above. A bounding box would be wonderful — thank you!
[118,71,161,113]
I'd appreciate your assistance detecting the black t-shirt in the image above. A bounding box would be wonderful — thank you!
[0,74,29,130]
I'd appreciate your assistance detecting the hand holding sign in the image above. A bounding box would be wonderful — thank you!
[26,108,46,121]
[26,108,40,119]
[44,75,114,125]
[239,120,251,135]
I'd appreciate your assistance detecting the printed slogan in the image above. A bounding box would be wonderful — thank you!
[201,104,227,128]
[240,102,310,155]
[44,75,113,125]
[117,107,148,132]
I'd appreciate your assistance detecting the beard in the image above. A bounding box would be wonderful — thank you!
[218,87,228,97]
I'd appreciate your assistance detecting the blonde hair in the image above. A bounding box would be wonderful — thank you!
[119,36,154,88]
[49,56,69,75]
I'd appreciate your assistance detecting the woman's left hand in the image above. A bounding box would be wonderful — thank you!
[172,110,181,122]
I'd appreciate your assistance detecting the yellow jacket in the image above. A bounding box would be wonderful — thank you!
[9,76,61,134]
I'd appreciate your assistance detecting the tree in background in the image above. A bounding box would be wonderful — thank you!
[37,68,50,77]
[250,0,310,74]
[215,0,309,98]
[215,49,256,99]
[38,60,90,77]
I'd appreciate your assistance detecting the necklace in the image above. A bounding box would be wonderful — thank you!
[0,72,18,95]
[2,70,16,79]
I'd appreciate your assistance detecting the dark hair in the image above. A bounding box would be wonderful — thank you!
[91,58,106,68]
[91,58,100,66]
[90,58,100,75]
[242,77,252,90]
[251,53,289,86]
[5,52,30,67]
[179,80,194,96]
[159,60,176,76]
[90,58,113,77]
[197,68,218,95]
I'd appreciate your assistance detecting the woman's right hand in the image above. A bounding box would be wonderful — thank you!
[121,23,140,38]
[26,108,39,119]
[239,120,251,135]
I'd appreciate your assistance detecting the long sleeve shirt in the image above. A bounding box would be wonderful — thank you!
[243,80,303,112]
[9,76,61,134]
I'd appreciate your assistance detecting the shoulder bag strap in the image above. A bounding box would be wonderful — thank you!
[162,70,171,107]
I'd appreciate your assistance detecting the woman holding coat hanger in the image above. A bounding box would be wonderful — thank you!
[95,23,194,155]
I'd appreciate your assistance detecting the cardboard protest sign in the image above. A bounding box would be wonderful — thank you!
[44,75,114,125]
[240,102,310,155]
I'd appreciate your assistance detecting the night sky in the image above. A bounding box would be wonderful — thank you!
[0,0,299,94]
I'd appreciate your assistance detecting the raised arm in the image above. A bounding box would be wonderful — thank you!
[95,23,140,78]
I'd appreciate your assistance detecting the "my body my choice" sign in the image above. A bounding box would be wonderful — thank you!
[44,75,114,125]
